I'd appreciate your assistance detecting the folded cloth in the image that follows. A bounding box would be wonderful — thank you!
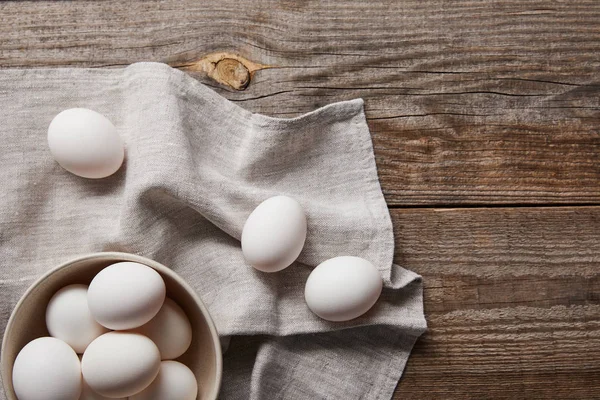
[0,62,426,399]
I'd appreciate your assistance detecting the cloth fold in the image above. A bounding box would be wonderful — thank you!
[0,62,426,399]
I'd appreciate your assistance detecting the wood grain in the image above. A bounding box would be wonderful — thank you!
[0,0,598,205]
[1,1,599,398]
[391,206,600,399]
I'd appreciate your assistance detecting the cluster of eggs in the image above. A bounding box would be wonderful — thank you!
[47,108,385,323]
[12,262,197,400]
[47,108,384,324]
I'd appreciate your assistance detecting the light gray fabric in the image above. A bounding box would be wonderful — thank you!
[0,62,426,399]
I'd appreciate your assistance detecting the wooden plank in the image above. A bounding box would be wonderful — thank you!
[1,1,600,397]
[391,206,600,399]
[0,1,598,206]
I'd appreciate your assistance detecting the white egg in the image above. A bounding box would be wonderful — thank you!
[46,284,109,353]
[81,332,161,398]
[87,262,166,330]
[80,375,127,400]
[130,361,198,400]
[132,297,192,360]
[12,337,81,400]
[78,354,126,400]
[241,195,307,272]
[304,256,383,322]
[47,108,124,179]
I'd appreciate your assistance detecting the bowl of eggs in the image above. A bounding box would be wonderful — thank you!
[1,252,222,400]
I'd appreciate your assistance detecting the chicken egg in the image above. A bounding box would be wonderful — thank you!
[81,332,161,398]
[47,108,124,179]
[132,297,192,360]
[12,337,81,400]
[45,284,109,353]
[87,262,166,330]
[304,256,383,321]
[242,195,307,272]
[130,361,198,400]
[79,355,127,400]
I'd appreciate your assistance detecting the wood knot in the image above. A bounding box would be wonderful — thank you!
[214,58,250,90]
[175,52,271,91]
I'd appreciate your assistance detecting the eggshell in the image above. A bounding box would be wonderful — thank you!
[47,108,124,179]
[12,337,82,400]
[130,361,198,400]
[45,284,109,353]
[81,332,161,398]
[78,354,127,400]
[241,195,307,272]
[131,297,192,360]
[87,262,166,330]
[304,256,383,321]
[80,375,127,400]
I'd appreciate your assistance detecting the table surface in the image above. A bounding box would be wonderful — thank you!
[2,1,599,398]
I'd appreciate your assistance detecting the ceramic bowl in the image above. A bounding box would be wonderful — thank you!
[1,252,222,400]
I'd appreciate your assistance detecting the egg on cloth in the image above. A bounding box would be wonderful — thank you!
[304,256,383,322]
[131,297,192,360]
[81,332,161,398]
[87,262,166,330]
[45,284,109,353]
[47,108,124,179]
[242,195,307,273]
[130,361,198,400]
[12,337,81,400]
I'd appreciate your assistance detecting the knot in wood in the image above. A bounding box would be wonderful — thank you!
[214,58,250,90]
[173,52,270,90]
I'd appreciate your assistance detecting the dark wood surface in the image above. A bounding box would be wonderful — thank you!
[1,1,599,398]
[394,207,600,398]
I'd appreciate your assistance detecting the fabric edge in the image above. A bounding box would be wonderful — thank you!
[352,101,396,283]
[369,332,421,400]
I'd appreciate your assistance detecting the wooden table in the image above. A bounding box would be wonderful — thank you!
[2,1,599,398]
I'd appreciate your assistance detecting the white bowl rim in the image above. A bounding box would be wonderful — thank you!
[0,251,223,400]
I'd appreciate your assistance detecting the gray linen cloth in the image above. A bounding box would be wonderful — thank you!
[0,62,426,399]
